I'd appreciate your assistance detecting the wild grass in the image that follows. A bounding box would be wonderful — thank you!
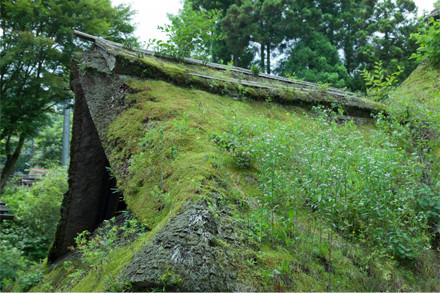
[214,106,438,261]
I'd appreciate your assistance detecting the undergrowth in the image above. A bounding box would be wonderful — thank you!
[214,107,439,261]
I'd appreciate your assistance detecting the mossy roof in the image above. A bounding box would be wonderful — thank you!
[73,30,386,118]
[31,31,440,293]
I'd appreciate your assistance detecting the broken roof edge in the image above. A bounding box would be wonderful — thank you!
[73,30,353,96]
[73,30,387,117]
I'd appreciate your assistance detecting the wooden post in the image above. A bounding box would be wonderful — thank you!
[61,102,71,167]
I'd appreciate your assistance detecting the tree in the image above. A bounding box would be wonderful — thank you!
[222,1,256,67]
[275,0,350,86]
[11,111,65,172]
[411,1,440,67]
[276,0,421,90]
[222,0,290,73]
[0,0,136,193]
[189,0,251,66]
[277,32,350,88]
[362,0,421,81]
[253,0,291,74]
[158,2,223,62]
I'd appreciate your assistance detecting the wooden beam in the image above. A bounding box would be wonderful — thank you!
[73,30,97,42]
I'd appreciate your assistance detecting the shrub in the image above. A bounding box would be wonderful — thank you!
[147,6,222,62]
[0,167,67,261]
[250,65,261,77]
[361,61,404,101]
[214,110,438,261]
[74,214,143,272]
[0,246,28,290]
[411,16,440,66]
[14,265,45,292]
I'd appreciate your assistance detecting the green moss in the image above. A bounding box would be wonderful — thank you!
[393,63,440,178]
[395,63,440,108]
[34,51,440,291]
[107,79,300,229]
[71,244,135,292]
[113,51,385,116]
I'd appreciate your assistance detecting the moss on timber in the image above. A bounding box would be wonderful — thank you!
[112,52,386,117]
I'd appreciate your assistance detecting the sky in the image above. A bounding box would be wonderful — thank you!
[111,0,437,44]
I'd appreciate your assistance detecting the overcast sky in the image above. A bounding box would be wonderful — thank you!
[111,0,437,44]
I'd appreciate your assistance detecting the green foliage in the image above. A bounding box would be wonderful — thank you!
[13,265,45,292]
[148,5,222,62]
[151,186,172,207]
[250,65,261,77]
[12,111,67,172]
[74,215,143,272]
[358,0,421,84]
[157,268,182,291]
[192,0,420,90]
[0,246,28,290]
[62,260,86,289]
[0,167,67,289]
[214,108,438,261]
[0,167,67,261]
[103,275,133,292]
[277,32,349,88]
[361,61,404,101]
[221,1,255,67]
[0,0,137,191]
[211,116,253,169]
[411,17,440,66]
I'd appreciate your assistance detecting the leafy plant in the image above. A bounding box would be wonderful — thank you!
[0,246,28,290]
[103,275,133,292]
[148,6,222,62]
[215,109,437,261]
[317,82,331,91]
[157,268,181,291]
[14,265,45,292]
[250,65,261,77]
[151,186,172,206]
[0,167,67,261]
[226,60,234,73]
[63,260,85,289]
[411,17,440,66]
[361,61,404,101]
[74,215,143,272]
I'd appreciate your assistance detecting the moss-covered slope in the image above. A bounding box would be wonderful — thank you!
[35,40,440,292]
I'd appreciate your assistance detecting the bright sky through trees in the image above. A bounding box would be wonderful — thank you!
[111,0,436,44]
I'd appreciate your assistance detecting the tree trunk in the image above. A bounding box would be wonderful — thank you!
[260,43,265,72]
[233,55,239,67]
[266,44,271,74]
[0,134,25,194]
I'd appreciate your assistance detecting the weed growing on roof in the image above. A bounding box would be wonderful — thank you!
[214,107,438,262]
[361,61,404,102]
[74,215,143,272]
[251,65,261,77]
[151,186,172,208]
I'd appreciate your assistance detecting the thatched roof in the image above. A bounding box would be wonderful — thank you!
[425,7,439,22]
